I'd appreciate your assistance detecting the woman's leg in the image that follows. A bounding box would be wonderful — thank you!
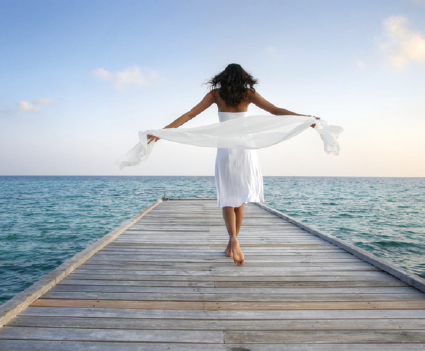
[234,203,245,235]
[223,205,245,265]
[224,203,246,256]
[223,206,236,258]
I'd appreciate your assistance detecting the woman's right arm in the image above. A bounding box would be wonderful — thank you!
[148,91,215,143]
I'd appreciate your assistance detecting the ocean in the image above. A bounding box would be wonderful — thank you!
[0,176,424,306]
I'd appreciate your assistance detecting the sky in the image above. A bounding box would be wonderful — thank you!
[0,0,424,176]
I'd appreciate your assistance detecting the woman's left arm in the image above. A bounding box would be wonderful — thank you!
[249,90,320,127]
[148,92,215,143]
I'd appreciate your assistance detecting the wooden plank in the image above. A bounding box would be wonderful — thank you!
[108,242,343,248]
[8,315,425,330]
[77,261,375,270]
[21,307,425,319]
[63,277,408,288]
[97,245,341,252]
[115,238,322,242]
[40,291,425,302]
[71,267,382,276]
[84,259,365,265]
[51,285,421,295]
[0,327,224,343]
[67,271,407,281]
[214,280,409,288]
[60,279,216,287]
[112,241,330,246]
[87,256,361,263]
[98,248,348,255]
[0,341,424,351]
[30,299,425,310]
[224,330,425,344]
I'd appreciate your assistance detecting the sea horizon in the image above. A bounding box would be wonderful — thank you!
[1,175,424,178]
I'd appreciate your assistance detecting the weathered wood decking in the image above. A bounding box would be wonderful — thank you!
[1,198,425,350]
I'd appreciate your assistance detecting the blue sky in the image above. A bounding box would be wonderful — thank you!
[1,0,424,176]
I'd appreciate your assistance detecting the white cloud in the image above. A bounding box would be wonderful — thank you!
[381,16,425,69]
[19,101,40,112]
[18,98,53,113]
[92,68,110,80]
[92,65,159,90]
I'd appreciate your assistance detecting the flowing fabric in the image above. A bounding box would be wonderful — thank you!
[115,114,343,170]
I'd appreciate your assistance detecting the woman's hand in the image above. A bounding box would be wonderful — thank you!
[147,134,160,144]
[310,116,320,128]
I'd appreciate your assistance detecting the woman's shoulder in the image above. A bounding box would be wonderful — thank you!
[209,88,221,101]
[210,88,219,96]
[199,90,218,106]
[247,88,259,100]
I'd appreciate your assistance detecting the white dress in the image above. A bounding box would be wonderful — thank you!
[215,112,264,208]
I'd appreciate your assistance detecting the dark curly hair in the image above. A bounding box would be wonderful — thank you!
[208,64,258,106]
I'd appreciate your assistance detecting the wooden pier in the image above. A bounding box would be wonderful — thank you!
[1,198,425,350]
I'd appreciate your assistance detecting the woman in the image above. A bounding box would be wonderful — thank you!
[148,64,318,266]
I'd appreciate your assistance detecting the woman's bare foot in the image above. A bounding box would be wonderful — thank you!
[224,240,233,257]
[231,237,245,266]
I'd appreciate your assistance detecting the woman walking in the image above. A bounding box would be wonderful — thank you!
[147,64,320,266]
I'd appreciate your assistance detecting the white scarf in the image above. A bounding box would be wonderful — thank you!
[115,115,343,170]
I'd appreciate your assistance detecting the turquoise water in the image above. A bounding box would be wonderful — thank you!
[0,176,424,306]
